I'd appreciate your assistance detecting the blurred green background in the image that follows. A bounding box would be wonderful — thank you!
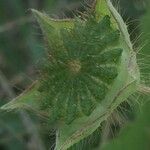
[0,0,149,150]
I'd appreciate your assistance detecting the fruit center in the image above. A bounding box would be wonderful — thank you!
[68,60,81,74]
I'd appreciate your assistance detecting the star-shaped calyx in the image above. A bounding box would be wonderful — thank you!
[37,12,123,124]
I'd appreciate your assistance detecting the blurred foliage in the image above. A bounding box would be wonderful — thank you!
[0,0,149,150]
[140,1,150,85]
[102,100,150,150]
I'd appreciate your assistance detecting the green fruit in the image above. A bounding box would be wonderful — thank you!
[38,15,124,124]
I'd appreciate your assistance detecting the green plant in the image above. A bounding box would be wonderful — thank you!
[1,0,150,150]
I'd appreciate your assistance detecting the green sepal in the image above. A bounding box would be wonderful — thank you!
[94,0,133,52]
[94,0,111,21]
[31,9,75,54]
[106,0,133,51]
[31,9,74,35]
[0,81,40,111]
